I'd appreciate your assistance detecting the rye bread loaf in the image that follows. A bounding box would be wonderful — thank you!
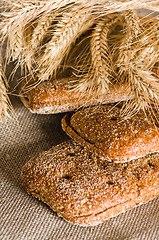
[20,78,130,114]
[21,139,159,226]
[62,105,159,162]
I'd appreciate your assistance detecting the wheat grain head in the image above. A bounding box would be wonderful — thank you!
[73,14,124,96]
[115,11,159,119]
[0,58,11,120]
[37,6,95,82]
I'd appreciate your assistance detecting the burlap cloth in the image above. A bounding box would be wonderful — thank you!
[0,8,159,240]
[0,67,158,240]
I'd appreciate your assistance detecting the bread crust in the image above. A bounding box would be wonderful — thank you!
[21,140,159,226]
[62,105,159,162]
[20,78,131,114]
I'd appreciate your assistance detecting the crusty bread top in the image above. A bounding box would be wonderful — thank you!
[21,140,159,226]
[20,78,131,114]
[62,104,159,162]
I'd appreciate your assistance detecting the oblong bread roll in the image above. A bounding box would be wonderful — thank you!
[62,104,159,162]
[21,140,159,226]
[20,78,131,114]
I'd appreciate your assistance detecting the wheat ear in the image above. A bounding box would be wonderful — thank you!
[3,0,159,70]
[74,14,123,95]
[26,1,159,81]
[116,10,141,73]
[37,7,94,81]
[7,0,159,13]
[31,13,56,52]
[116,11,159,117]
[0,57,10,120]
[90,15,122,93]
[131,27,159,117]
[135,18,159,70]
[89,0,159,17]
[1,3,40,64]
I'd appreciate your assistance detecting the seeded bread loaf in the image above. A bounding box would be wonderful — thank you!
[62,105,159,162]
[21,139,159,226]
[20,78,131,114]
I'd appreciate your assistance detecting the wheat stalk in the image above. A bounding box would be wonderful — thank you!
[7,0,159,12]
[115,11,159,117]
[21,6,73,74]
[2,0,159,74]
[73,14,123,95]
[31,13,56,51]
[1,4,41,64]
[0,59,10,120]
[1,0,159,121]
[8,17,24,62]
[116,10,141,73]
[37,7,94,81]
[90,15,122,93]
[121,69,159,120]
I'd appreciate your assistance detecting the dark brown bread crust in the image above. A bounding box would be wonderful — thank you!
[62,105,159,162]
[21,140,159,226]
[20,78,131,114]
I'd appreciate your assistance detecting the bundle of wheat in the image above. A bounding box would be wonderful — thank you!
[0,0,159,121]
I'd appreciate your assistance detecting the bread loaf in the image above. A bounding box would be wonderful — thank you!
[21,139,159,226]
[62,104,159,162]
[20,78,131,114]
